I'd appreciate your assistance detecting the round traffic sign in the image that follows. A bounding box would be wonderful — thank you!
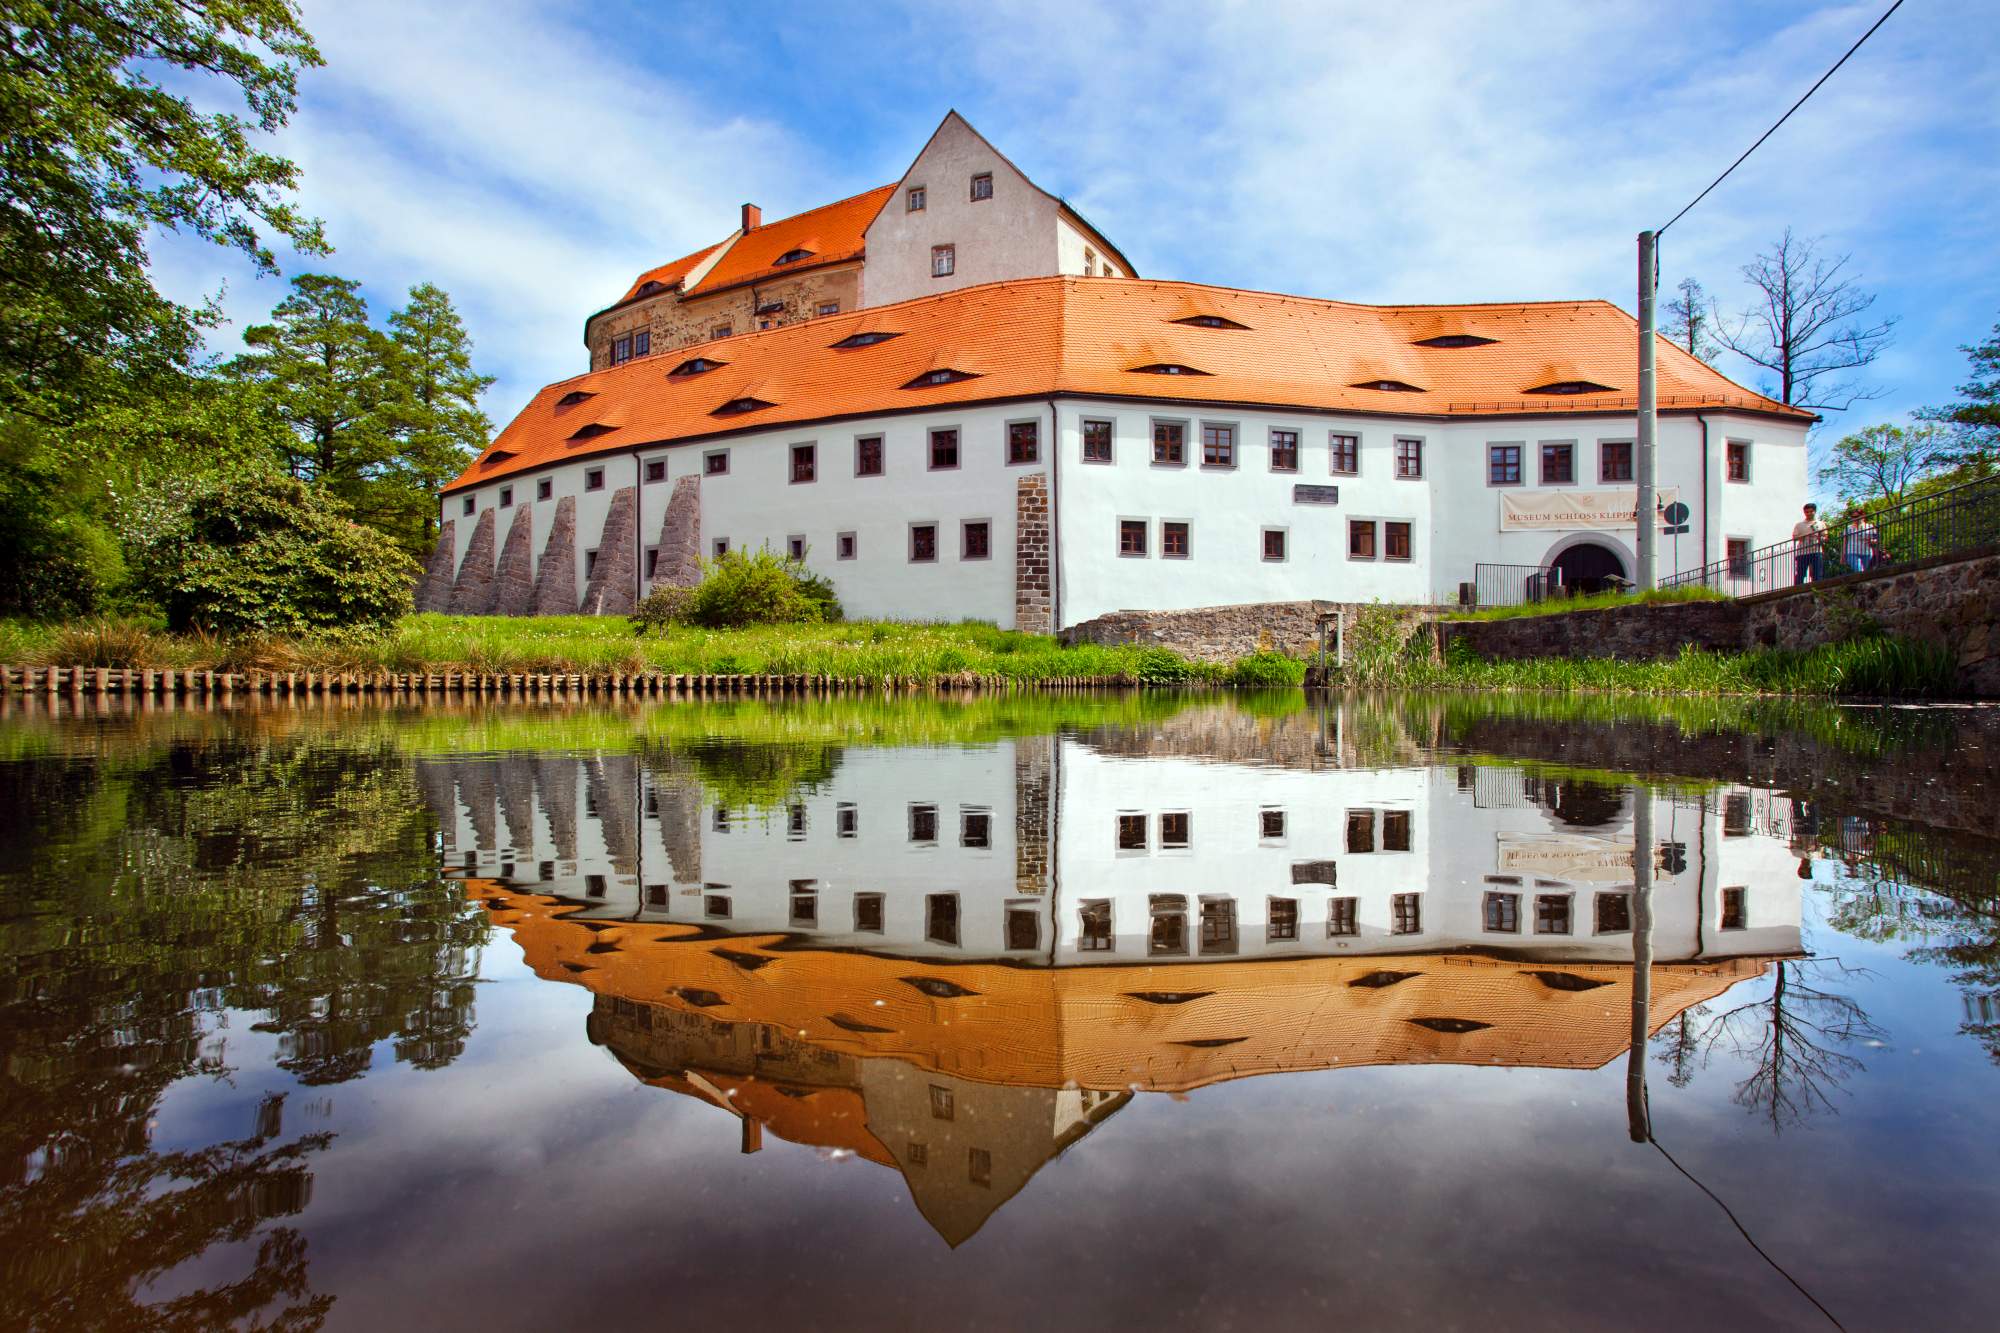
[1663,501,1690,525]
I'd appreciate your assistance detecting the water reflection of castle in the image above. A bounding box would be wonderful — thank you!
[419,730,1804,1245]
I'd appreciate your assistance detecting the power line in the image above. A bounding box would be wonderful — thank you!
[1657,0,1906,237]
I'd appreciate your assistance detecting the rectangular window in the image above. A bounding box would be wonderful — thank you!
[1540,441,1575,485]
[1384,521,1412,562]
[463,496,475,516]
[1007,420,1040,464]
[634,331,650,357]
[1083,247,1096,275]
[1484,892,1521,933]
[1201,422,1236,467]
[1489,444,1522,485]
[1269,428,1299,472]
[928,428,959,470]
[962,808,992,849]
[585,873,607,898]
[712,324,732,339]
[1082,419,1113,463]
[787,534,806,560]
[498,485,513,508]
[1260,809,1286,840]
[907,185,926,212]
[1721,887,1748,930]
[612,335,631,365]
[1727,537,1752,577]
[584,467,604,492]
[1198,898,1237,955]
[1534,894,1572,934]
[910,523,938,562]
[817,301,839,317]
[1346,809,1375,853]
[537,478,553,501]
[584,548,598,577]
[646,883,667,907]
[1262,528,1287,561]
[1394,437,1424,479]
[791,888,818,928]
[1349,520,1377,560]
[704,449,729,476]
[1328,897,1360,937]
[1600,440,1633,482]
[1330,432,1359,475]
[1381,809,1411,851]
[909,803,939,843]
[704,893,731,919]
[970,172,993,201]
[1116,813,1147,851]
[1595,892,1632,933]
[931,244,955,278]
[1119,519,1148,557]
[1724,792,1752,837]
[1079,900,1114,951]
[968,1146,992,1187]
[836,803,858,838]
[645,546,660,579]
[1268,897,1299,941]
[711,538,729,558]
[927,893,960,946]
[1726,441,1750,482]
[1149,895,1188,956]
[837,531,857,560]
[929,1085,954,1120]
[961,520,990,560]
[1391,893,1422,935]
[1159,811,1190,849]
[1006,907,1039,952]
[790,442,816,484]
[1152,420,1186,465]
[644,459,666,483]
[854,435,884,477]
[1161,520,1190,558]
[854,892,884,932]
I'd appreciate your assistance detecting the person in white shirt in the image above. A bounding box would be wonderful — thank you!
[1843,511,1880,573]
[1792,503,1827,584]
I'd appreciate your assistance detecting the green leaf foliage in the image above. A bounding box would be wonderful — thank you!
[139,474,416,633]
[678,547,844,628]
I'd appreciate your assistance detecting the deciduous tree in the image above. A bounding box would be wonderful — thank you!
[1662,277,1720,363]
[1715,229,1896,413]
[1818,422,1961,505]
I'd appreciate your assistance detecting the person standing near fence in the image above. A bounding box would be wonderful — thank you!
[1793,503,1827,583]
[1844,510,1879,573]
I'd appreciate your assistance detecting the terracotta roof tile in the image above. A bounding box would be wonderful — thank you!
[452,277,1806,493]
[616,242,726,305]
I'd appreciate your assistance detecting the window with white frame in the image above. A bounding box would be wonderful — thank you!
[1330,432,1359,475]
[1269,428,1299,472]
[931,244,955,278]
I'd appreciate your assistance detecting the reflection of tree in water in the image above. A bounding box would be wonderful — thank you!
[1695,959,1884,1132]
[655,737,841,811]
[1654,1007,1709,1089]
[0,736,486,1327]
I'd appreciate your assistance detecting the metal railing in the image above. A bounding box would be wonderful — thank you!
[1661,471,2000,597]
[1469,562,1564,609]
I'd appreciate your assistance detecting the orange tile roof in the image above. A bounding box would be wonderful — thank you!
[452,277,1809,493]
[689,185,896,295]
[616,241,725,305]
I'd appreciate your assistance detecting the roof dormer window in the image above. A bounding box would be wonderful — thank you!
[903,368,979,388]
[556,390,595,407]
[1414,334,1497,348]
[634,281,666,298]
[1130,363,1210,376]
[668,357,724,377]
[713,396,776,416]
[1526,379,1618,395]
[1173,315,1249,331]
[478,449,518,468]
[568,423,614,441]
[831,331,903,349]
[1351,379,1424,392]
[773,248,814,266]
[755,300,784,316]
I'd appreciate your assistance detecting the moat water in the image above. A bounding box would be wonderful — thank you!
[1,692,1996,1331]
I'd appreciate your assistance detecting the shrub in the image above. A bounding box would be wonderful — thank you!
[631,584,692,636]
[1226,650,1305,686]
[680,546,843,628]
[139,476,417,635]
[1130,646,1197,684]
[42,618,169,667]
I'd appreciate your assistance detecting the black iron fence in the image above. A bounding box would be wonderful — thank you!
[1661,471,2000,597]
[1468,562,1564,609]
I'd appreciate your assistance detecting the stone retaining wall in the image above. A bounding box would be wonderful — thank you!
[1063,600,1440,664]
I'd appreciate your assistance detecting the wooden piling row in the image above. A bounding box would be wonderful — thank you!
[0,665,1129,699]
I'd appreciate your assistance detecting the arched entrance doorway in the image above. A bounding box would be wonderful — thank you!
[1550,542,1627,596]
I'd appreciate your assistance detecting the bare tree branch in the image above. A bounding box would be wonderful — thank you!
[1715,228,1898,413]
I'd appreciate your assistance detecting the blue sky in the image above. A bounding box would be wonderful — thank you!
[154,0,1999,462]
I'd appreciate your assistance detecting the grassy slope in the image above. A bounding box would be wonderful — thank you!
[1444,586,1729,622]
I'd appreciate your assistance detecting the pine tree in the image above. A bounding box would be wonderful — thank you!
[1662,278,1720,363]
[386,283,494,541]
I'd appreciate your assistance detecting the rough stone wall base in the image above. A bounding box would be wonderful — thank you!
[579,486,639,616]
[1014,474,1051,634]
[492,506,536,616]
[1064,600,1438,664]
[447,509,498,615]
[414,519,457,613]
[531,497,579,616]
[650,476,702,591]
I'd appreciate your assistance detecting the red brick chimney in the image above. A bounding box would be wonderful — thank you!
[741,203,761,232]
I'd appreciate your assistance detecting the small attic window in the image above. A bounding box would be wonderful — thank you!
[634,281,666,298]
[1172,315,1249,331]
[668,357,724,377]
[567,423,614,441]
[831,331,902,349]
[1414,334,1497,348]
[556,390,595,407]
[478,449,517,469]
[1351,379,1424,392]
[713,396,776,416]
[1130,363,1210,376]
[1526,379,1618,395]
[772,248,814,266]
[756,301,785,316]
[903,368,979,389]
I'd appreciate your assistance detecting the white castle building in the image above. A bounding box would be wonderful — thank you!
[419,112,1814,629]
